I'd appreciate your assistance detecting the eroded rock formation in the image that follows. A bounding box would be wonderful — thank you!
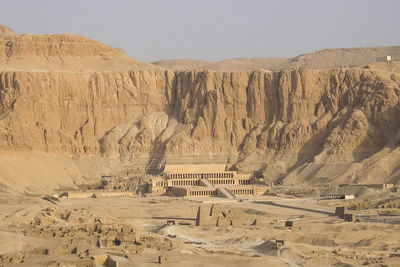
[1,26,400,192]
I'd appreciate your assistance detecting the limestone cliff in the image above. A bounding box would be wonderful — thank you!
[1,66,400,183]
[1,26,400,192]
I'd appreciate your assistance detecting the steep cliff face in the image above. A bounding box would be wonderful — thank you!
[1,66,399,187]
[1,27,400,192]
[0,70,170,153]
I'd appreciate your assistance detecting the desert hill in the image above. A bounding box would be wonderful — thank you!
[0,25,159,72]
[153,46,400,71]
[284,46,400,69]
[0,25,400,193]
[152,57,290,71]
[151,59,212,71]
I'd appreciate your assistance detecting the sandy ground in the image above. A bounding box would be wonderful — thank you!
[1,193,400,266]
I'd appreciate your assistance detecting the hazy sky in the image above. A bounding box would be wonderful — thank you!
[1,0,399,62]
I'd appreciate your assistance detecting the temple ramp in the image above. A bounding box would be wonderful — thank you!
[217,187,236,199]
[200,178,215,188]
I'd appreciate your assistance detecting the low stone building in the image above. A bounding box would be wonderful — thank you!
[284,221,293,228]
[335,207,346,218]
[320,194,354,200]
[344,214,356,222]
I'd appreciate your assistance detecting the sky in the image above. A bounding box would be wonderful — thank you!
[1,0,399,62]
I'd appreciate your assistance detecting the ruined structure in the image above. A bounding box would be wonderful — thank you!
[152,164,269,198]
[195,204,256,227]
[4,206,175,265]
[339,184,394,190]
[57,191,136,199]
[91,255,119,267]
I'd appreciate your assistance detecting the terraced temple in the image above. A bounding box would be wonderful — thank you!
[152,164,269,198]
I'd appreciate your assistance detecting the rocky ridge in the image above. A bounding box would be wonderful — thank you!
[1,25,400,192]
[153,47,400,71]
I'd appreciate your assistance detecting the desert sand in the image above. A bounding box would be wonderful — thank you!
[1,191,400,266]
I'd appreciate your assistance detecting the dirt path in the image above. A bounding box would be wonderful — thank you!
[277,245,300,267]
[254,200,334,216]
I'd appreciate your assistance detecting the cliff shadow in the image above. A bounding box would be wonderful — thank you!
[352,102,400,162]
[282,128,329,181]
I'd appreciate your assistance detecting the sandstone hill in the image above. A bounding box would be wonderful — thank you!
[0,25,400,193]
[153,47,400,71]
[151,59,212,71]
[284,46,400,69]
[152,57,290,71]
[0,25,159,72]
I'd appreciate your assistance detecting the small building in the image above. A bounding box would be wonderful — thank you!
[344,214,356,222]
[335,207,346,218]
[377,56,392,62]
[284,221,293,228]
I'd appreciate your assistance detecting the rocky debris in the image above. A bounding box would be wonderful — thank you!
[99,175,152,194]
[30,207,119,227]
